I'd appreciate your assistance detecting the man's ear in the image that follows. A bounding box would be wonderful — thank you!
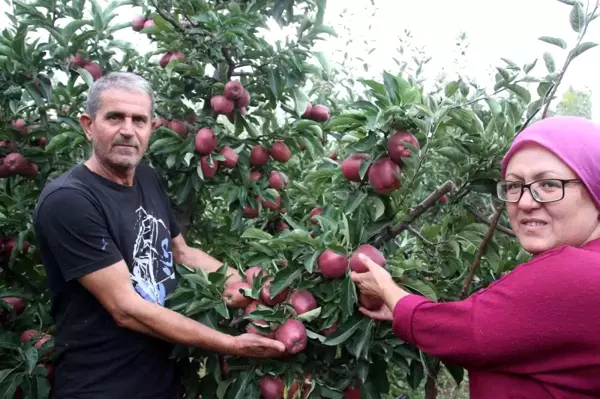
[80,114,93,141]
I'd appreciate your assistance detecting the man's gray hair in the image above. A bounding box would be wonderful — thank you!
[85,71,155,118]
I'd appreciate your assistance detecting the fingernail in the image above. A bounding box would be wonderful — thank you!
[358,254,368,261]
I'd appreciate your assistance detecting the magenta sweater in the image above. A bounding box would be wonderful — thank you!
[392,237,600,398]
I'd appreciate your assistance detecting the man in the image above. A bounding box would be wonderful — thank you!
[34,72,285,399]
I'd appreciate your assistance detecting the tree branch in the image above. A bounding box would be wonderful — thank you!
[468,209,515,237]
[221,47,236,80]
[460,204,504,298]
[541,0,600,118]
[151,2,186,34]
[407,226,435,246]
[231,71,253,77]
[375,180,454,246]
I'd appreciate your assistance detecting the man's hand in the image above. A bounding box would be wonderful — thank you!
[232,334,286,357]
[358,304,393,321]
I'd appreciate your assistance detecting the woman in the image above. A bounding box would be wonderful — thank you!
[351,116,600,399]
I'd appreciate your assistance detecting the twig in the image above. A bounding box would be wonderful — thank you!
[460,204,504,298]
[407,226,435,246]
[221,47,236,80]
[375,180,454,246]
[468,209,515,237]
[231,71,253,77]
[151,1,186,34]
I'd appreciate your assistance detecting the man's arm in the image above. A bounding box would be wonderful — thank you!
[79,260,241,353]
[35,189,282,357]
[171,234,242,284]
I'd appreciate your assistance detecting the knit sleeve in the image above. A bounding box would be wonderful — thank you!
[392,246,600,371]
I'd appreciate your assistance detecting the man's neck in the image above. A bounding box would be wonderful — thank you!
[84,157,135,186]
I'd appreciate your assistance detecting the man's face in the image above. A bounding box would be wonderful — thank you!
[80,88,155,172]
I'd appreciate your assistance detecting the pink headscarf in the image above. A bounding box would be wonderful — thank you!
[500,116,600,208]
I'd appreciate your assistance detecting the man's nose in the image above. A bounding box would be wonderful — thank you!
[119,119,135,137]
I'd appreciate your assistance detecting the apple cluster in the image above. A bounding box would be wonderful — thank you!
[0,121,42,178]
[67,53,102,81]
[341,130,420,195]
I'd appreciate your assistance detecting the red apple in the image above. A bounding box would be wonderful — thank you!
[131,15,146,31]
[349,244,386,273]
[308,207,322,225]
[387,131,420,165]
[224,80,244,101]
[289,290,317,315]
[199,156,218,179]
[211,95,235,115]
[275,319,307,354]
[223,281,252,308]
[219,146,238,168]
[270,140,291,163]
[250,145,270,166]
[168,120,187,137]
[317,249,348,278]
[310,104,330,122]
[259,375,284,399]
[359,292,384,311]
[194,128,218,155]
[341,153,370,182]
[260,278,289,306]
[368,158,401,194]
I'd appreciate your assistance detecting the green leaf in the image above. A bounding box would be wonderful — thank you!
[292,87,310,117]
[75,67,95,89]
[538,36,567,49]
[444,81,460,97]
[24,83,45,107]
[322,318,364,346]
[311,51,331,78]
[23,347,38,373]
[444,362,465,386]
[89,0,105,32]
[543,52,556,73]
[407,360,424,390]
[402,278,437,301]
[383,71,399,103]
[371,196,385,221]
[339,276,356,317]
[507,84,531,103]
[523,59,538,74]
[496,67,511,82]
[241,228,272,241]
[485,98,502,115]
[269,267,302,297]
[345,192,368,214]
[297,306,321,322]
[570,42,598,58]
[570,2,585,32]
[436,147,464,164]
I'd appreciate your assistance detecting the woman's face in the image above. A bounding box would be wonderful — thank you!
[504,143,600,255]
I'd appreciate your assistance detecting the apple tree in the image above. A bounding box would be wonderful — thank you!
[1,0,599,398]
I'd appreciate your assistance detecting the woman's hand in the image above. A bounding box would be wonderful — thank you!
[351,254,411,322]
[350,254,394,300]
[358,304,393,321]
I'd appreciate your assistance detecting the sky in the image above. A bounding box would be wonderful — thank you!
[0,0,599,120]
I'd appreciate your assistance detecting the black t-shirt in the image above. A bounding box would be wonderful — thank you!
[34,163,182,399]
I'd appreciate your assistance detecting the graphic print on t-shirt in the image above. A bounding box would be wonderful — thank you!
[131,206,175,306]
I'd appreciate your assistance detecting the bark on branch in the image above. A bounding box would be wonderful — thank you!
[460,204,505,298]
[375,180,454,246]
[468,209,515,237]
[221,47,236,80]
[151,2,186,34]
